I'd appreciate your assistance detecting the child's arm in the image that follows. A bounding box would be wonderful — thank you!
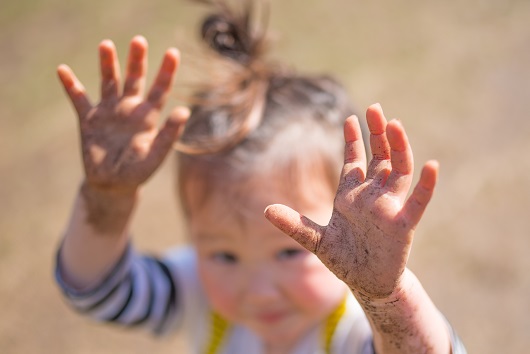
[57,36,188,289]
[266,104,454,354]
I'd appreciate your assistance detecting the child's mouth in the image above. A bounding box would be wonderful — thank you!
[256,310,288,324]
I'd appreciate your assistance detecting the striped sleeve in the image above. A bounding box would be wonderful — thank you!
[54,244,181,335]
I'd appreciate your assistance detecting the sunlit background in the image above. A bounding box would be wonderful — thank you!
[1,0,529,353]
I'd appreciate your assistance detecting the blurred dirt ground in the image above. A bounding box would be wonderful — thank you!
[1,0,529,353]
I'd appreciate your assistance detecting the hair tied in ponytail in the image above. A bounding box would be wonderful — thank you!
[194,0,268,65]
[176,0,275,155]
[202,14,252,64]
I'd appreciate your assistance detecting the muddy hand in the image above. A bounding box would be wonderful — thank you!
[265,104,438,299]
[57,36,189,194]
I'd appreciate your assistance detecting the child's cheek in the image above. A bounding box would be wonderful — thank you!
[197,261,241,321]
[282,254,346,312]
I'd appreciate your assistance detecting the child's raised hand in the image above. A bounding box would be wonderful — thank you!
[265,104,438,300]
[58,36,188,194]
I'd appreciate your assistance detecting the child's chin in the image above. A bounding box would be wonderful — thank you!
[251,319,302,344]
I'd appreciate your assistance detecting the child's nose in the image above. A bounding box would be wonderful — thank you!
[245,267,280,304]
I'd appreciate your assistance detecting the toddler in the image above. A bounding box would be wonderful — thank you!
[55,2,466,353]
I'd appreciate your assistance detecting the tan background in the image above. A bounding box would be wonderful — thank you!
[1,0,529,353]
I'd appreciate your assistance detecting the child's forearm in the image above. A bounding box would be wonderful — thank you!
[58,181,138,290]
[355,269,451,354]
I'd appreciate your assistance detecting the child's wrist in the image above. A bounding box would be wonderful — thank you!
[352,268,415,308]
[81,180,139,199]
[79,181,139,234]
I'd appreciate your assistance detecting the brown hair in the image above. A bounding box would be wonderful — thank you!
[176,0,357,216]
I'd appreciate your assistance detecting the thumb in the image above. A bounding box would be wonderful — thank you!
[264,204,325,254]
[151,106,189,153]
[164,106,190,141]
[146,106,189,168]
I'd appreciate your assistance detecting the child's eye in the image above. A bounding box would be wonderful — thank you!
[211,252,238,264]
[277,248,303,260]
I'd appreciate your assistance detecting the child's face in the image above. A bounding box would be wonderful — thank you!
[188,173,347,347]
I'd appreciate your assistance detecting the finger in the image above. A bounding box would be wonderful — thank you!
[99,39,121,101]
[146,48,180,109]
[401,160,438,227]
[264,204,325,254]
[57,64,92,118]
[384,119,414,196]
[145,106,190,168]
[365,103,391,185]
[341,115,366,185]
[123,35,148,97]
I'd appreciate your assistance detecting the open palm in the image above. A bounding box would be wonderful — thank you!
[266,104,438,300]
[57,36,188,194]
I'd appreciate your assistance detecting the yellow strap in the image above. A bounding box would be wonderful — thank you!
[323,297,347,354]
[205,296,347,354]
[204,311,231,354]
